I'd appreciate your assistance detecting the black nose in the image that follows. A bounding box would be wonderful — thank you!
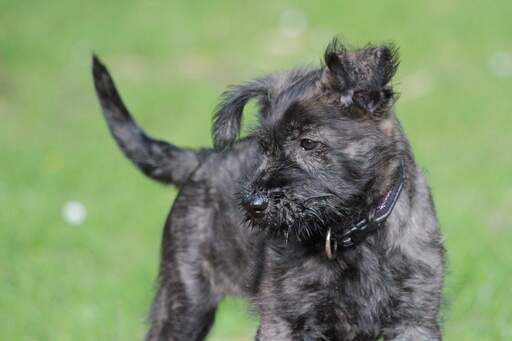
[243,193,269,217]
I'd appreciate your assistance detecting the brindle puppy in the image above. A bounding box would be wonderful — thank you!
[92,39,444,341]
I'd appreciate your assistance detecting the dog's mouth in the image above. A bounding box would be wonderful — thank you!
[249,210,266,220]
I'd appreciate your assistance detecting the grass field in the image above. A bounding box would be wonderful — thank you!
[1,0,511,340]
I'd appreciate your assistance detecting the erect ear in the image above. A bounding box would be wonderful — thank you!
[212,80,270,151]
[322,39,399,116]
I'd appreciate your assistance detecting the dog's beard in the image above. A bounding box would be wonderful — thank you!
[243,193,363,243]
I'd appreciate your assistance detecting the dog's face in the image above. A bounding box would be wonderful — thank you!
[213,40,402,241]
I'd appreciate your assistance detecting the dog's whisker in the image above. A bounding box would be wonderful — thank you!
[303,194,335,202]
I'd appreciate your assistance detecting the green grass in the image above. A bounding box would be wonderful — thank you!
[1,0,511,340]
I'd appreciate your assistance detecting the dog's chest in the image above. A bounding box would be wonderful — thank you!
[255,247,394,339]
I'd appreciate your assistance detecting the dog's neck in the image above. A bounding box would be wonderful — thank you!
[324,160,406,259]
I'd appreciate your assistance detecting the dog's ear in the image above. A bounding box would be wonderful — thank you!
[322,39,399,116]
[212,80,269,151]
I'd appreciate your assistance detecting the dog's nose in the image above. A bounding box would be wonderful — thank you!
[243,193,269,217]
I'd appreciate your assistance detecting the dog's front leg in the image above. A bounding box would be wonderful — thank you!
[384,323,442,341]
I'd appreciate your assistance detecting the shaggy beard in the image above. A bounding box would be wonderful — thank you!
[242,197,365,243]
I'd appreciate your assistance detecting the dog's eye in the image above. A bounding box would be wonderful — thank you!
[300,138,319,151]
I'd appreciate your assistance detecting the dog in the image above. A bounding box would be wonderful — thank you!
[92,39,445,341]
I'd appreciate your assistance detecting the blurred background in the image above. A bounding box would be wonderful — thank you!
[1,1,511,340]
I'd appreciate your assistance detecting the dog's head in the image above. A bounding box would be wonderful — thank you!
[213,40,406,241]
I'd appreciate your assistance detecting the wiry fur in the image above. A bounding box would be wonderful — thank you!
[92,40,444,341]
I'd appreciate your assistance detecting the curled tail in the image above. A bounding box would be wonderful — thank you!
[92,55,205,186]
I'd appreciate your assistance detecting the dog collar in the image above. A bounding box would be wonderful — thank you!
[325,161,405,260]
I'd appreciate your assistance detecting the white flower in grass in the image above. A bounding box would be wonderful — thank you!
[62,200,87,225]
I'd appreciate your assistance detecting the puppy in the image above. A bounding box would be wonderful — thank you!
[92,39,444,341]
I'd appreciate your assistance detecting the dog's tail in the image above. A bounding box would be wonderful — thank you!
[92,55,204,186]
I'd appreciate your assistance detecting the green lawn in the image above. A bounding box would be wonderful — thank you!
[1,1,511,340]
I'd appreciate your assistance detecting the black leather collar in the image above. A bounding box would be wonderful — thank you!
[325,161,405,259]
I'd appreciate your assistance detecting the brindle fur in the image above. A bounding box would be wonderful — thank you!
[92,39,444,341]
